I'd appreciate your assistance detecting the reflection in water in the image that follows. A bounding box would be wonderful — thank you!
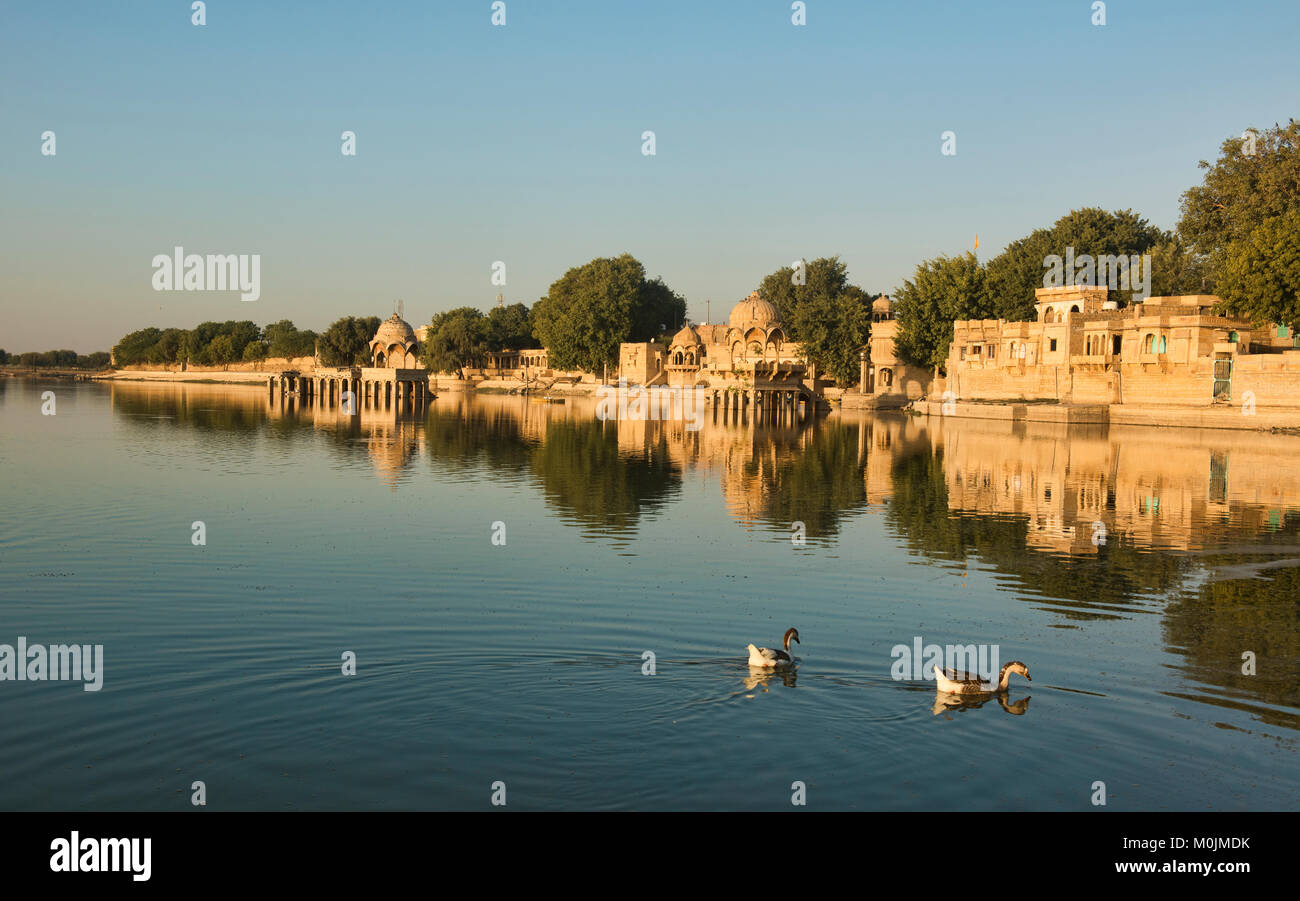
[100,381,1300,731]
[931,692,1031,717]
[528,416,680,538]
[744,667,798,690]
[853,413,1300,730]
[1164,566,1300,730]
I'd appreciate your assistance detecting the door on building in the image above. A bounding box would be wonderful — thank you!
[1212,354,1233,402]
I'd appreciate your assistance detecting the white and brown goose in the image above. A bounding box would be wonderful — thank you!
[747,628,800,668]
[933,660,1031,694]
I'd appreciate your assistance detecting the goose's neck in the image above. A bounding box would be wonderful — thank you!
[997,666,1014,691]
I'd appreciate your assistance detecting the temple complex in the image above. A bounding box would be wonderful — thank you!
[617,291,821,418]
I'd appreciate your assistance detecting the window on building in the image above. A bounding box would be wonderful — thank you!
[1228,331,1239,343]
[960,347,967,360]
[987,344,996,359]
[1144,334,1156,353]
[1279,324,1292,339]
[1158,335,1167,354]
[1049,338,1058,352]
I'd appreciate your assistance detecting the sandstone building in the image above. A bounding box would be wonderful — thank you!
[941,285,1300,412]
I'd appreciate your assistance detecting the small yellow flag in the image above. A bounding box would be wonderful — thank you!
[974,234,980,251]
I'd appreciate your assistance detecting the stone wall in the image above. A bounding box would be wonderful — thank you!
[118,355,317,373]
[1232,353,1300,409]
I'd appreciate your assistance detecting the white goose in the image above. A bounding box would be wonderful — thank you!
[933,660,1031,694]
[747,628,800,668]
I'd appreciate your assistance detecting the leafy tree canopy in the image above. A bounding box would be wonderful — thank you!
[318,316,381,367]
[263,320,317,359]
[1217,206,1300,330]
[420,307,489,378]
[894,252,993,370]
[984,208,1170,321]
[484,302,534,351]
[531,254,685,373]
[758,256,874,385]
[1178,120,1300,297]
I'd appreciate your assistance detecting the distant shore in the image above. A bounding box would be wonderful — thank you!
[1,367,108,380]
[54,368,603,395]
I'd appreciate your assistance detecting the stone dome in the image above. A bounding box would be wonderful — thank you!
[373,314,417,347]
[872,295,893,313]
[729,292,779,329]
[672,322,702,346]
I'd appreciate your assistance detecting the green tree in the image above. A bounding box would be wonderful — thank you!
[420,307,489,378]
[188,322,223,365]
[1178,120,1300,296]
[894,252,994,370]
[318,316,381,366]
[208,334,237,365]
[242,340,270,362]
[1217,206,1300,330]
[1146,237,1206,298]
[758,256,874,385]
[631,276,687,342]
[531,254,686,373]
[0,349,8,365]
[39,349,78,367]
[263,319,317,358]
[791,285,874,385]
[984,208,1170,321]
[224,321,260,359]
[758,257,858,330]
[152,328,188,364]
[484,302,534,350]
[112,327,164,366]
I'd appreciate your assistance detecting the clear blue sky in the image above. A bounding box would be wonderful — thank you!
[2,0,1297,352]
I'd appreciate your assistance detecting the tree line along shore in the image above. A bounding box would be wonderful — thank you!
[11,120,1297,387]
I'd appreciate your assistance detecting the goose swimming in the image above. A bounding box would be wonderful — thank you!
[932,660,1030,694]
[747,628,800,668]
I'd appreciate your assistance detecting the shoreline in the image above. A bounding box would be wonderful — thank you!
[18,369,1300,432]
[910,398,1300,433]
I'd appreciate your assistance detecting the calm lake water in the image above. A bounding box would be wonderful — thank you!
[2,377,1298,810]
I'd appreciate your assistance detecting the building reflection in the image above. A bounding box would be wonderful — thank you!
[101,380,1300,728]
[852,412,1300,556]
